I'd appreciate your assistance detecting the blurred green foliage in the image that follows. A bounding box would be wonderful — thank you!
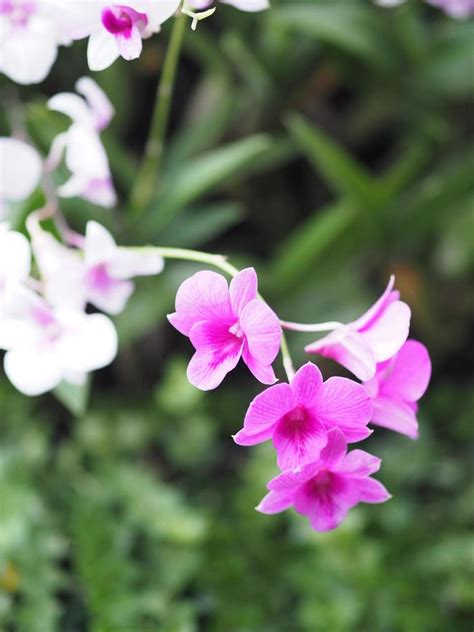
[1,0,473,630]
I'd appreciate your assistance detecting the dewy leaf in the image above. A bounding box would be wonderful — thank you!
[286,113,383,208]
[53,378,91,417]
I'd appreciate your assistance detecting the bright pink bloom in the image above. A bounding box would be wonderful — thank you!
[168,268,281,390]
[234,362,373,470]
[257,428,391,532]
[305,276,411,382]
[364,340,431,439]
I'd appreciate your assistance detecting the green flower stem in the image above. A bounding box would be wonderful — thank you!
[130,11,187,215]
[141,246,296,381]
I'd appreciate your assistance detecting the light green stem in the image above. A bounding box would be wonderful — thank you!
[143,246,296,381]
[130,12,187,215]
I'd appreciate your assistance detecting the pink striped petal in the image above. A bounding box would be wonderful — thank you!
[187,321,242,390]
[355,477,391,503]
[312,376,373,442]
[267,462,322,493]
[359,300,411,363]
[351,276,396,331]
[168,270,233,336]
[338,449,381,477]
[371,396,419,439]
[380,340,431,402]
[240,298,281,366]
[234,382,294,446]
[229,267,257,316]
[242,346,277,385]
[256,491,294,515]
[320,428,347,468]
[305,329,376,381]
[290,362,323,407]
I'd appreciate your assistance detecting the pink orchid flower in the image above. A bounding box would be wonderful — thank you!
[168,267,281,390]
[0,286,117,396]
[0,137,42,219]
[0,224,31,322]
[234,362,373,470]
[69,1,181,72]
[46,77,116,208]
[257,428,391,532]
[305,276,411,382]
[30,220,164,315]
[364,339,432,439]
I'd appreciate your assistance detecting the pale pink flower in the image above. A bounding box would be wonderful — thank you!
[305,276,411,382]
[30,220,164,315]
[47,77,116,208]
[364,339,431,439]
[234,362,373,470]
[0,223,31,322]
[0,285,117,396]
[0,137,42,218]
[0,0,65,84]
[168,267,281,390]
[62,1,180,71]
[257,428,391,532]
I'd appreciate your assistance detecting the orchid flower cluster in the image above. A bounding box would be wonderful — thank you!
[168,268,431,531]
[1,0,472,85]
[0,0,269,84]
[0,3,435,534]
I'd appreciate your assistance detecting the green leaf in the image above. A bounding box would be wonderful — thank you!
[141,134,275,234]
[53,378,91,417]
[271,199,359,293]
[271,2,386,65]
[286,113,382,207]
[158,202,243,248]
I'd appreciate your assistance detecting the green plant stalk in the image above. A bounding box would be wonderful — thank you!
[130,12,187,215]
[135,246,296,381]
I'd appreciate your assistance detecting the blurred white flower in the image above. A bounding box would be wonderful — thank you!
[0,285,118,396]
[0,223,31,322]
[0,137,42,218]
[46,77,117,208]
[30,219,164,315]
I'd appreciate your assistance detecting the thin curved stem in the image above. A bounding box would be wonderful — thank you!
[280,320,344,333]
[130,12,187,215]
[141,246,296,381]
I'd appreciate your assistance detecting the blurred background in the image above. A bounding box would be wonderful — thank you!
[1,0,473,630]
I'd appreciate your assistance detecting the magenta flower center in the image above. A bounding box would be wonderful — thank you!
[277,404,312,437]
[101,5,148,37]
[88,263,113,292]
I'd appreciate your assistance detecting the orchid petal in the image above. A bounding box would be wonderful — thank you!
[239,298,281,365]
[229,267,258,316]
[290,362,323,407]
[233,382,294,446]
[168,270,233,336]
